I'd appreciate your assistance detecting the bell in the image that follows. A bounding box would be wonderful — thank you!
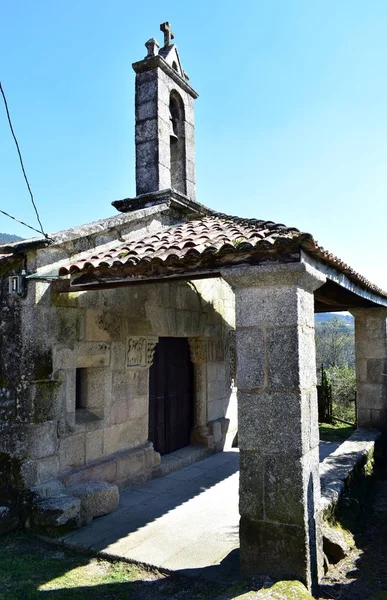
[169,116,178,141]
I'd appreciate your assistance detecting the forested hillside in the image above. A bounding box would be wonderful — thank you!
[0,233,23,243]
[315,313,356,423]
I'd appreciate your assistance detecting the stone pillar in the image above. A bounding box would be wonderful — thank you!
[351,307,387,429]
[188,338,213,447]
[222,263,326,592]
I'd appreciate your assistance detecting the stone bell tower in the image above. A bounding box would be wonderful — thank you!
[132,22,198,201]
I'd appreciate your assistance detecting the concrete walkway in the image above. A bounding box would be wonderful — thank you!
[59,442,341,582]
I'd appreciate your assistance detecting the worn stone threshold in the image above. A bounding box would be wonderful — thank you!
[320,428,381,517]
[156,445,213,478]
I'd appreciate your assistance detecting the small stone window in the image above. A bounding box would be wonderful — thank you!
[75,367,103,423]
[75,368,87,410]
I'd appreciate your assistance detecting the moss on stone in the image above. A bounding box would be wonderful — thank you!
[31,378,61,424]
[254,580,313,599]
[363,447,375,477]
[56,308,82,343]
[236,580,313,599]
[0,374,9,387]
[51,292,79,308]
[31,350,53,381]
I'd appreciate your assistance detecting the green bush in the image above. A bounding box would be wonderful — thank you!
[329,365,356,423]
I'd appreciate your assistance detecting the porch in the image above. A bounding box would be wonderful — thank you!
[57,431,377,582]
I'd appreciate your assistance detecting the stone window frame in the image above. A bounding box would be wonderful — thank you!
[53,341,112,434]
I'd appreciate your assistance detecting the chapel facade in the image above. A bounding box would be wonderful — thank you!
[1,23,387,592]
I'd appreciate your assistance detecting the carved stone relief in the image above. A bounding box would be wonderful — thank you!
[126,337,158,369]
[188,338,207,364]
[207,338,224,362]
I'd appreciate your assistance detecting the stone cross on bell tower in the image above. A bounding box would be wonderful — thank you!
[160,21,174,46]
[131,22,198,201]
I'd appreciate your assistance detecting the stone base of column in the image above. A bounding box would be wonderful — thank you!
[240,518,309,577]
[190,425,214,448]
[239,448,323,591]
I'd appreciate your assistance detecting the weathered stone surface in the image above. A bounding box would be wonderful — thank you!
[322,524,351,563]
[59,434,85,471]
[320,428,380,516]
[226,263,325,590]
[77,342,111,368]
[32,495,80,529]
[31,479,66,498]
[60,460,117,487]
[27,422,58,460]
[240,517,310,580]
[238,391,304,454]
[35,455,60,484]
[117,450,145,480]
[236,328,265,390]
[67,481,119,523]
[85,430,104,463]
[239,450,264,518]
[238,580,313,599]
[352,307,387,428]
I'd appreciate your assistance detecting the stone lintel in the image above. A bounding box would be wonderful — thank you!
[132,55,199,99]
[350,306,387,320]
[221,262,326,294]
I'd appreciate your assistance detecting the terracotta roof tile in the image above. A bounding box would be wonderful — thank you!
[58,213,387,299]
[59,214,299,274]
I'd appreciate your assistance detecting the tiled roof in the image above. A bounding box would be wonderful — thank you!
[58,213,387,299]
[58,215,304,274]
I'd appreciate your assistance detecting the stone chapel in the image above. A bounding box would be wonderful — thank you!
[0,22,387,592]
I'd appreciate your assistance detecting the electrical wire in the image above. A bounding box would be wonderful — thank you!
[0,207,50,238]
[0,81,50,240]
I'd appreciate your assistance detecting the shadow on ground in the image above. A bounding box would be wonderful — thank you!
[60,450,239,573]
[0,532,251,600]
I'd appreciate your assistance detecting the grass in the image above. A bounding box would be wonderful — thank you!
[0,531,170,599]
[0,531,235,600]
[0,532,159,600]
[319,421,355,442]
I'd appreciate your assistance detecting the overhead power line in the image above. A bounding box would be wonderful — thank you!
[0,81,50,240]
[0,207,50,238]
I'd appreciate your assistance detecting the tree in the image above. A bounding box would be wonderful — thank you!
[315,316,355,369]
[315,315,356,424]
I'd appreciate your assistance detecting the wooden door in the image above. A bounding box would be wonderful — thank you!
[149,337,193,455]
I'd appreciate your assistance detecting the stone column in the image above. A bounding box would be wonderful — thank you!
[351,307,387,429]
[188,338,213,447]
[222,263,326,592]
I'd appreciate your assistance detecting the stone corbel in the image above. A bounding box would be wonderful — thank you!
[126,336,158,370]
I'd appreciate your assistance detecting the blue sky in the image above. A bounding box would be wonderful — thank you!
[1,1,387,289]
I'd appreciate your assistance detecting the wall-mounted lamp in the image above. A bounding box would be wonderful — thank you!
[8,271,27,296]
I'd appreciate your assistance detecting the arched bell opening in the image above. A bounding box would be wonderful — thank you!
[169,90,186,195]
